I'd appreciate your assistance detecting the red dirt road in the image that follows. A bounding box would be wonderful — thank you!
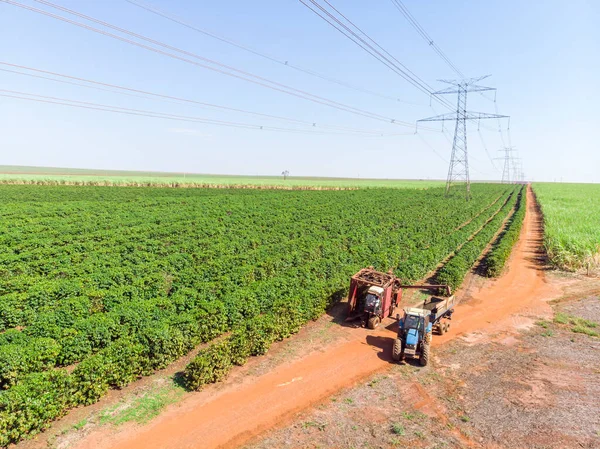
[76,334,394,449]
[74,186,560,449]
[434,185,560,345]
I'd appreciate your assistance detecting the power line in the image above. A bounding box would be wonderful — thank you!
[477,129,501,173]
[28,0,402,122]
[445,114,501,175]
[389,0,464,78]
[429,77,507,178]
[3,0,419,128]
[415,133,448,163]
[492,91,508,147]
[418,129,494,178]
[387,0,512,151]
[298,0,454,110]
[0,62,404,135]
[126,0,420,105]
[494,147,518,184]
[0,91,258,130]
[427,104,499,176]
[0,89,395,136]
[418,76,509,199]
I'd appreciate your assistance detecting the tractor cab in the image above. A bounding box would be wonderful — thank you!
[391,287,456,366]
[396,307,433,361]
[364,286,384,316]
[346,268,402,329]
[399,307,431,333]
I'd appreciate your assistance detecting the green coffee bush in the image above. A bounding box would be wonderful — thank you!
[484,190,526,277]
[184,340,233,391]
[0,369,74,446]
[436,187,523,290]
[0,337,61,388]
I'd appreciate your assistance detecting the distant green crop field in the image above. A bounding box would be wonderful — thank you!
[533,183,600,271]
[0,166,443,189]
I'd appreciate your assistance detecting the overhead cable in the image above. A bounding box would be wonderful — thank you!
[0,62,407,135]
[2,0,418,128]
[299,0,454,110]
[0,89,398,136]
[389,0,464,78]
[126,0,419,105]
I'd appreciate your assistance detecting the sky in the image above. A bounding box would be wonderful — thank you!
[0,0,599,182]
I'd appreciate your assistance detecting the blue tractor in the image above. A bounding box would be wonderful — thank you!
[392,292,456,366]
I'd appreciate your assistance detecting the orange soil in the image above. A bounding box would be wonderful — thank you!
[73,186,561,449]
[434,185,560,346]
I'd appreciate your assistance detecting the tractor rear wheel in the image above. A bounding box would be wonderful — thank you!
[420,342,430,366]
[439,322,446,335]
[367,316,380,329]
[392,338,402,362]
[424,331,432,344]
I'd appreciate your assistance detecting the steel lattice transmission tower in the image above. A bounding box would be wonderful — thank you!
[418,76,508,200]
[495,146,517,184]
[512,158,523,184]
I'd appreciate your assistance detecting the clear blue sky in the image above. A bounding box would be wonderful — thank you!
[1,0,598,182]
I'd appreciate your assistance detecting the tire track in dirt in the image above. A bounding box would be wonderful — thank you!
[72,185,561,449]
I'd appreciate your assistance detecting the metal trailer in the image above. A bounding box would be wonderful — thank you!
[346,267,402,329]
[392,289,457,366]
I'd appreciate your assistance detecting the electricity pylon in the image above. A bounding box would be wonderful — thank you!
[418,76,508,200]
[495,146,517,184]
[512,158,523,184]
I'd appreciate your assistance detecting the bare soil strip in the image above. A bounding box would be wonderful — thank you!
[60,185,565,449]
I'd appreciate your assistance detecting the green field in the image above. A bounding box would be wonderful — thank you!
[0,165,444,189]
[0,183,523,444]
[533,183,600,271]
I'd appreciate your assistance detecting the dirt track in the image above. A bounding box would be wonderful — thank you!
[70,186,564,449]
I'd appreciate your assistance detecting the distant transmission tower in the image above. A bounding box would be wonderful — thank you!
[495,146,517,184]
[512,158,522,184]
[418,76,508,200]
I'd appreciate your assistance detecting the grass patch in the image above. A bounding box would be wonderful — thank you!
[402,411,416,421]
[540,330,554,337]
[368,376,383,387]
[572,325,599,337]
[553,312,569,324]
[302,421,326,431]
[72,418,87,430]
[553,313,599,337]
[572,317,598,328]
[99,381,185,426]
[391,423,405,435]
[402,410,426,421]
